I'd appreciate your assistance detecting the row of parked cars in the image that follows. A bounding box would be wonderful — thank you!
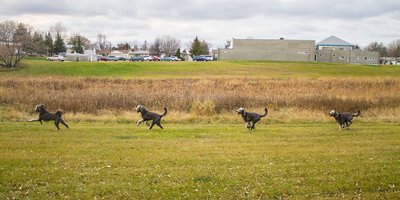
[98,55,182,62]
[47,54,214,62]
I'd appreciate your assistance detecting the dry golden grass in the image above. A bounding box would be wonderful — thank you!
[1,77,400,122]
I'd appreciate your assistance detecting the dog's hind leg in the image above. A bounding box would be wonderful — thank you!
[250,121,258,130]
[148,123,155,130]
[60,118,70,129]
[157,122,163,129]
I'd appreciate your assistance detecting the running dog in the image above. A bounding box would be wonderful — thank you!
[136,105,167,129]
[329,110,360,131]
[236,107,268,130]
[28,104,70,130]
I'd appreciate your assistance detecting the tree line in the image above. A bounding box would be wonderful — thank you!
[1,20,399,68]
[364,41,400,58]
[0,20,211,68]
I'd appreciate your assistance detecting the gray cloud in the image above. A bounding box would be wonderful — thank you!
[0,0,399,48]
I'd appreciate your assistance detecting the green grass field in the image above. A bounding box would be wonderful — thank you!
[1,121,399,199]
[1,59,400,198]
[2,58,400,78]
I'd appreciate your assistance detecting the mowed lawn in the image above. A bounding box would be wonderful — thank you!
[2,58,400,78]
[1,121,399,199]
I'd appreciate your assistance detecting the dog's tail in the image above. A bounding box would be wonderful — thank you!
[260,108,268,118]
[55,110,63,117]
[160,107,167,118]
[353,110,360,117]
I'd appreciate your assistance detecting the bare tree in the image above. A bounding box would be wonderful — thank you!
[149,38,162,56]
[140,40,148,51]
[96,33,108,50]
[364,41,387,57]
[0,21,28,68]
[388,39,400,57]
[68,33,91,49]
[159,35,180,56]
[117,42,130,50]
[50,22,66,39]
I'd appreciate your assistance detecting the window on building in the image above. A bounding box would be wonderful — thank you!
[333,54,336,57]
[297,51,309,55]
[339,56,345,60]
[365,57,375,61]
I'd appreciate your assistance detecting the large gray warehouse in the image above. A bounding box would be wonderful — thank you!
[216,36,379,65]
[217,38,315,62]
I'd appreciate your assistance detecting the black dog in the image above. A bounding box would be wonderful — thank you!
[28,104,70,130]
[236,107,268,130]
[329,110,360,131]
[136,105,167,129]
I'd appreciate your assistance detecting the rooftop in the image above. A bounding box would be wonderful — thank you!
[317,35,354,46]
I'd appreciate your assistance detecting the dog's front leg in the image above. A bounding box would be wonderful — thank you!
[251,122,256,130]
[54,118,61,130]
[60,118,70,129]
[28,119,42,124]
[245,122,250,129]
[145,121,150,126]
[339,124,342,131]
[137,119,145,126]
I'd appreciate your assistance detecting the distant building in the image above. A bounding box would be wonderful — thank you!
[218,38,315,62]
[132,50,149,57]
[217,36,379,65]
[380,57,400,65]
[316,36,379,65]
[65,49,97,62]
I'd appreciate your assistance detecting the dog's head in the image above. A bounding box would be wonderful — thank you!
[34,104,45,112]
[136,105,144,113]
[236,107,245,115]
[329,110,338,117]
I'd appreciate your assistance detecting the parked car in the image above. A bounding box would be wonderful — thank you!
[170,56,182,61]
[143,56,153,61]
[161,57,173,61]
[204,55,213,61]
[107,56,117,61]
[47,55,65,61]
[129,56,144,61]
[193,56,208,61]
[116,56,126,61]
[98,56,108,61]
[152,56,161,61]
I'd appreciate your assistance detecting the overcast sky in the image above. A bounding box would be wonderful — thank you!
[1,0,399,49]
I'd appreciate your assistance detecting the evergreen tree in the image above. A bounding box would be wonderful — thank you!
[32,31,46,54]
[200,40,210,55]
[72,36,84,53]
[176,48,181,58]
[53,33,66,54]
[44,32,54,55]
[189,36,202,57]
